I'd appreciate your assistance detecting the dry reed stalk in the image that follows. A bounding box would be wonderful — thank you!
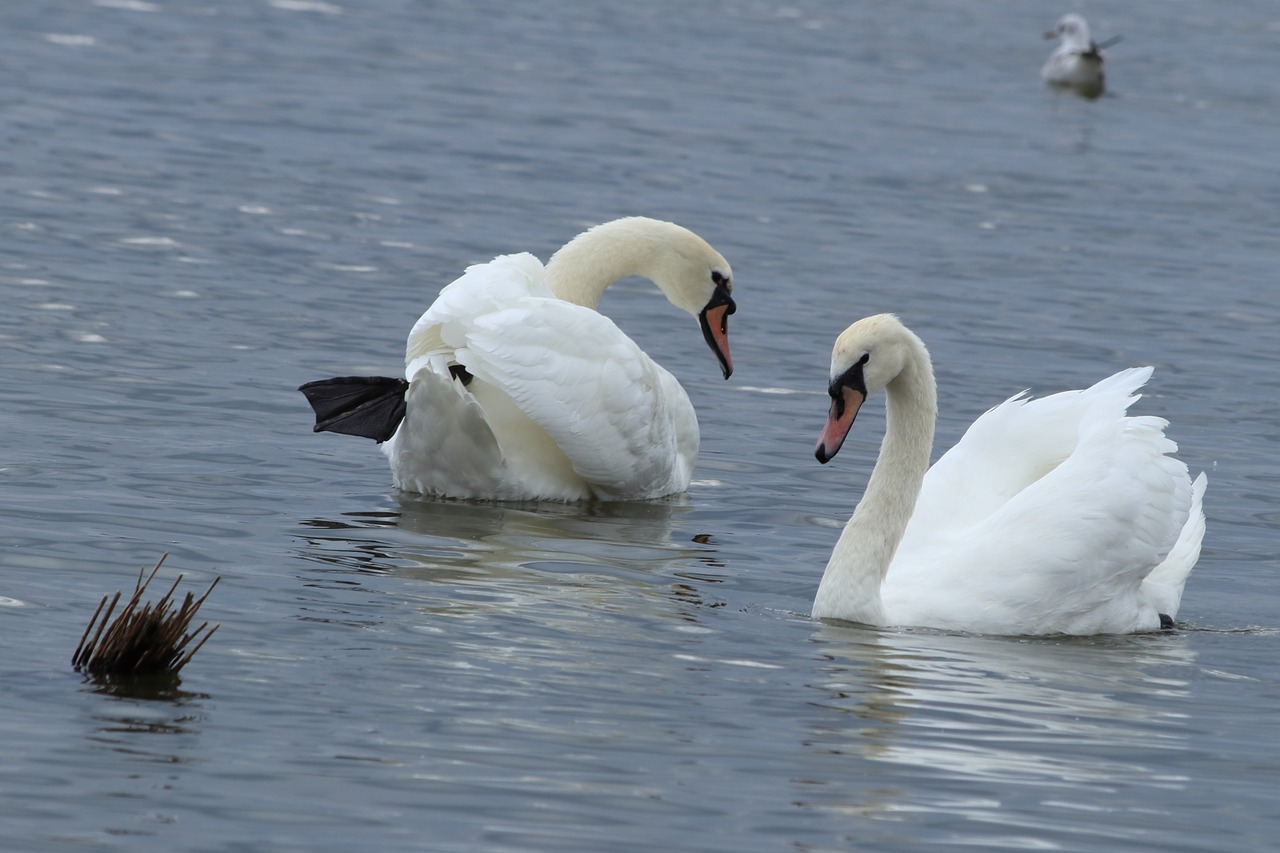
[73,554,221,676]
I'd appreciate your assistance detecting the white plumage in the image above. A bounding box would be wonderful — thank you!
[1042,13,1106,97]
[301,217,735,501]
[812,314,1206,636]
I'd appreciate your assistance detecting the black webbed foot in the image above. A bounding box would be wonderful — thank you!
[298,375,409,443]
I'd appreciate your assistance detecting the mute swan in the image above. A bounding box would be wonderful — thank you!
[1042,13,1108,98]
[299,217,736,501]
[812,314,1206,636]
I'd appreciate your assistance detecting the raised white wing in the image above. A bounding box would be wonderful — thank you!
[903,368,1151,546]
[404,252,551,369]
[886,368,1196,634]
[389,253,697,500]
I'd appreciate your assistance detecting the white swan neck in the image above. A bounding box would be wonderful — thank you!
[814,344,936,624]
[543,218,668,310]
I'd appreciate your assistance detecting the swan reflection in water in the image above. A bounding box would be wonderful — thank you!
[296,493,728,620]
[797,624,1198,829]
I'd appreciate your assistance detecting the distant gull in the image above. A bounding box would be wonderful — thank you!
[1042,13,1115,98]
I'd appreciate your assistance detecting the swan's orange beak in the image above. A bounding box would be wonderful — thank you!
[699,287,736,379]
[815,385,865,464]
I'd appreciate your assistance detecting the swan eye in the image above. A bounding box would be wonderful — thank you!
[858,353,870,365]
[711,270,732,292]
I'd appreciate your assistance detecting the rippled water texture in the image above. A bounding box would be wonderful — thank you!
[2,1,1278,850]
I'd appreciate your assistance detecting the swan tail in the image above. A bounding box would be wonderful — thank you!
[299,375,410,443]
[1144,471,1208,620]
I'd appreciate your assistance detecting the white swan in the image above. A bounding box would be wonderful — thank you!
[300,217,736,501]
[1042,13,1107,97]
[812,314,1206,635]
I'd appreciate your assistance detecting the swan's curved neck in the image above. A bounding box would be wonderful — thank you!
[814,342,936,624]
[543,218,669,310]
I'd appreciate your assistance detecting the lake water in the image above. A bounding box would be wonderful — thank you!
[2,1,1278,850]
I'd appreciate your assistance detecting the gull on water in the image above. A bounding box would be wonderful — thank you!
[1042,13,1113,98]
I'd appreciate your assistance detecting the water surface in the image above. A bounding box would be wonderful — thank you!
[2,1,1278,850]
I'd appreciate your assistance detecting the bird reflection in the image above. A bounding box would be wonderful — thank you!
[1042,90,1100,154]
[296,492,729,619]
[801,626,1197,790]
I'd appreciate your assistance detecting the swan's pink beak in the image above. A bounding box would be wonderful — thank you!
[815,386,865,464]
[703,303,733,378]
[699,286,736,379]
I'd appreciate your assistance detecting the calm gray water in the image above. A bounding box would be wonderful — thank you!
[2,1,1278,850]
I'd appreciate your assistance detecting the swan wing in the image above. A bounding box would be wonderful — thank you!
[461,300,696,499]
[906,368,1152,539]
[386,367,510,496]
[382,255,550,497]
[888,368,1196,634]
[404,252,552,369]
[1142,471,1207,620]
[392,252,694,499]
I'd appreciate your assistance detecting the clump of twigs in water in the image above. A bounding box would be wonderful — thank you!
[73,554,220,678]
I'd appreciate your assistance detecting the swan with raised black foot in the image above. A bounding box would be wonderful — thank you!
[300,217,736,501]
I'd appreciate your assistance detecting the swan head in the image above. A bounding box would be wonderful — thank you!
[631,219,736,379]
[546,217,737,378]
[815,314,921,463]
[1045,13,1093,51]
